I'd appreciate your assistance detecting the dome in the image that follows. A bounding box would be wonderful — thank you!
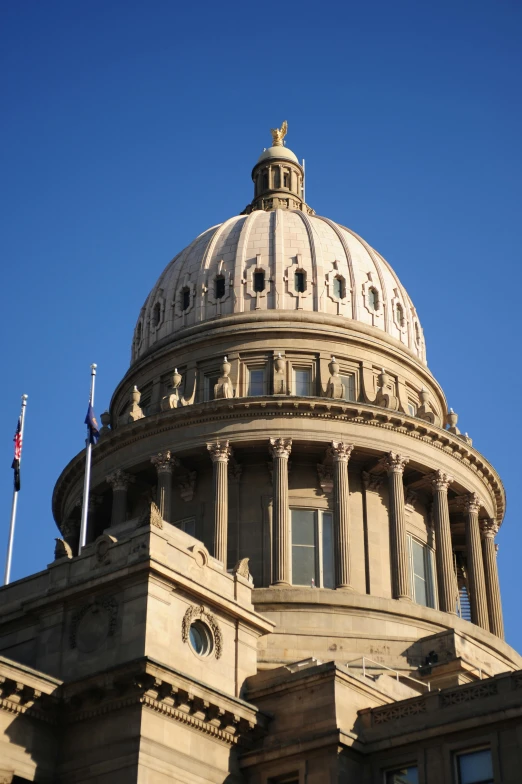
[257,145,300,164]
[132,209,426,365]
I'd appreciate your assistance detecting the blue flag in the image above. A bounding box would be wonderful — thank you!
[85,403,99,445]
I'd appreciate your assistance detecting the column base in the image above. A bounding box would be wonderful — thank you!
[270,581,291,587]
[336,584,355,591]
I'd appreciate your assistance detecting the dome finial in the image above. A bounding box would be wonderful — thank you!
[270,120,288,147]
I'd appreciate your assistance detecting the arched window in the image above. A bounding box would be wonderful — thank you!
[333,276,345,299]
[215,276,226,299]
[294,270,306,293]
[153,302,161,328]
[273,167,281,188]
[368,287,379,310]
[136,321,142,344]
[395,302,404,326]
[253,271,265,292]
[181,287,190,311]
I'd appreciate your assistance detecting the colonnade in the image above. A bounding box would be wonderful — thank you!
[103,441,504,639]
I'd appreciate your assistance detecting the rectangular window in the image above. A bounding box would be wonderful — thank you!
[291,509,334,588]
[456,749,494,784]
[407,401,417,417]
[408,536,435,608]
[294,368,312,396]
[248,367,265,396]
[173,517,196,537]
[340,373,356,402]
[385,767,419,784]
[204,374,220,401]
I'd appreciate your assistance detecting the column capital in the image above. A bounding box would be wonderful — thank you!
[382,451,409,475]
[362,471,384,491]
[429,469,453,491]
[463,492,481,515]
[151,451,179,474]
[269,437,292,459]
[329,442,354,463]
[106,469,135,491]
[207,441,232,463]
[480,518,499,539]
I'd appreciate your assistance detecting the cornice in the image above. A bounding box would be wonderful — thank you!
[53,397,505,528]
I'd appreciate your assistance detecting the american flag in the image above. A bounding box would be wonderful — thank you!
[12,416,22,491]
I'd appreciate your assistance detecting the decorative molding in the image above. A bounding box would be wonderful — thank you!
[151,451,179,474]
[54,538,73,560]
[139,501,164,529]
[373,698,426,724]
[382,451,409,475]
[329,441,354,462]
[268,437,292,460]
[234,558,251,579]
[464,492,481,515]
[480,518,499,539]
[429,469,453,492]
[106,469,135,491]
[178,471,197,502]
[440,680,497,707]
[317,463,334,494]
[181,605,223,659]
[70,596,118,650]
[94,534,118,567]
[362,471,384,492]
[207,441,232,463]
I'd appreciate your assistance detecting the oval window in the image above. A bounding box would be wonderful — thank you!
[189,620,213,656]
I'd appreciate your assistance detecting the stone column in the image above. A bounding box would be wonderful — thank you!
[207,441,232,566]
[330,442,354,589]
[151,451,177,522]
[269,438,292,585]
[383,452,411,600]
[430,470,457,613]
[464,493,489,630]
[480,519,504,639]
[106,469,135,527]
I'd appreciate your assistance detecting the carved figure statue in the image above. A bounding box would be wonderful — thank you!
[325,356,345,399]
[271,121,288,146]
[214,357,234,399]
[375,369,399,411]
[161,369,183,411]
[120,386,144,424]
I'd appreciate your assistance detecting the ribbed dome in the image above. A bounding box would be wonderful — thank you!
[132,210,426,364]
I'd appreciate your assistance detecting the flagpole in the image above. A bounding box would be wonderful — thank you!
[78,364,97,555]
[4,394,28,586]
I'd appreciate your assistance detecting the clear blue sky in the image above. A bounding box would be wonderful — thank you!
[1,2,521,649]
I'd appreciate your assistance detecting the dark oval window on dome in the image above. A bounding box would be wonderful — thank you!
[215,276,226,299]
[294,270,306,293]
[253,271,265,292]
[152,302,161,327]
[181,287,190,311]
[189,620,213,656]
[368,287,379,310]
[333,276,345,299]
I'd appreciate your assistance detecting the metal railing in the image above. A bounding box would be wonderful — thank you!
[347,656,431,691]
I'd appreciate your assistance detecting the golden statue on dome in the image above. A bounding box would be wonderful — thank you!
[270,120,288,146]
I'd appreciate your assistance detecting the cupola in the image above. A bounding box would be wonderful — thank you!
[244,121,314,214]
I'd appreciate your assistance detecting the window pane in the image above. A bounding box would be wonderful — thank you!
[253,271,265,292]
[340,374,355,402]
[294,271,305,292]
[322,512,335,588]
[292,509,315,544]
[215,277,225,299]
[206,375,219,401]
[386,767,418,784]
[414,574,428,607]
[295,369,311,396]
[458,749,493,784]
[249,369,265,396]
[412,539,425,579]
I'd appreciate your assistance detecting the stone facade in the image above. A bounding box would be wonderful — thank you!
[1,127,521,782]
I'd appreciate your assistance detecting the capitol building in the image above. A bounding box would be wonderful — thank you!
[0,125,521,783]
